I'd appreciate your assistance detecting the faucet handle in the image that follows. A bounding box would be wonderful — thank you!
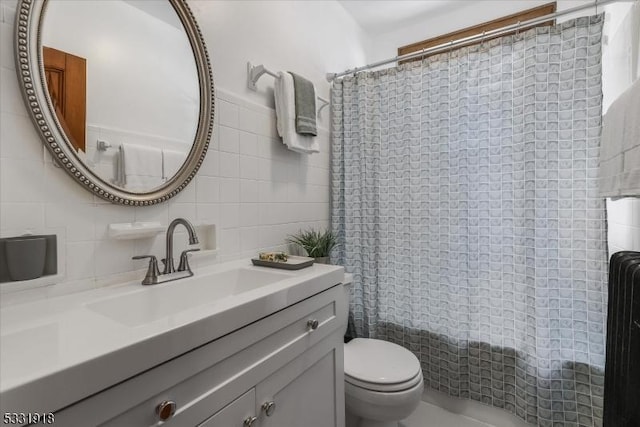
[132,255,160,285]
[178,248,200,273]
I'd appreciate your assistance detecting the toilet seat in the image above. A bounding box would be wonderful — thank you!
[344,338,423,392]
[345,370,423,392]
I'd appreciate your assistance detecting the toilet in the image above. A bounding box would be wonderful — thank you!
[342,277,424,427]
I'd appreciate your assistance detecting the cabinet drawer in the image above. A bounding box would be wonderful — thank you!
[54,284,346,426]
[198,389,255,427]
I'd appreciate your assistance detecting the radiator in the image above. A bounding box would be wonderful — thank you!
[604,251,640,427]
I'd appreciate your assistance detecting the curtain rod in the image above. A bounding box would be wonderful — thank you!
[327,0,635,82]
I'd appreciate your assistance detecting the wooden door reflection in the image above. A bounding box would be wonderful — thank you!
[43,46,86,153]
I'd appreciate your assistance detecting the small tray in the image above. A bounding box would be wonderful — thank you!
[251,255,314,270]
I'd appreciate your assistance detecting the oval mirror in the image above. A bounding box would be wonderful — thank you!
[15,0,213,206]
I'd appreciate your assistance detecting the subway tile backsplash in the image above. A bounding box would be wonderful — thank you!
[0,88,330,293]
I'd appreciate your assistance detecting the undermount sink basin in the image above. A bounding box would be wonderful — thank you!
[87,267,291,327]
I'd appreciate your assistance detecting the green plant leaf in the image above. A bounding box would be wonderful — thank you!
[286,228,338,258]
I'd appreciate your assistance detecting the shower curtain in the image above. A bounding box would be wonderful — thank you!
[331,16,608,427]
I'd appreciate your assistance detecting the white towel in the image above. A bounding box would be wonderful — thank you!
[598,78,640,198]
[274,71,320,154]
[116,142,163,191]
[162,149,187,181]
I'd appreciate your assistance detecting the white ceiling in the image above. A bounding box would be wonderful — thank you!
[337,1,469,34]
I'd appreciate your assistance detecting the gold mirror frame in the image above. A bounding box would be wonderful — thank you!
[14,0,214,206]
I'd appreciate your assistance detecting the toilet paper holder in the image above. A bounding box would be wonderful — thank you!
[0,234,57,283]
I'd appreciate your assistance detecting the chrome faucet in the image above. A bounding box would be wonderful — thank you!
[132,218,200,285]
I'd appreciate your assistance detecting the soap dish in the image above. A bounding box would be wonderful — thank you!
[108,222,164,240]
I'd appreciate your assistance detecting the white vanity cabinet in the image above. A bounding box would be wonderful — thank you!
[53,284,346,427]
[200,337,341,427]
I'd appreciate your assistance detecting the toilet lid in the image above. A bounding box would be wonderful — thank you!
[344,338,421,385]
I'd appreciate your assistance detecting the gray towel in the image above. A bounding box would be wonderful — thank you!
[288,72,317,136]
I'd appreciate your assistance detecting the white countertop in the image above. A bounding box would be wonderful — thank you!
[0,259,344,414]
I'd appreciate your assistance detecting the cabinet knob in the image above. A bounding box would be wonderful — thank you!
[156,400,177,421]
[307,319,319,330]
[243,416,258,426]
[262,400,276,416]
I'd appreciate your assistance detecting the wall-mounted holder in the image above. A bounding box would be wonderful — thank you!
[108,222,165,240]
[96,139,113,151]
[0,235,57,283]
[247,62,329,115]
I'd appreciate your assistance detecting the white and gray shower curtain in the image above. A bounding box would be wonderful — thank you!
[331,16,608,427]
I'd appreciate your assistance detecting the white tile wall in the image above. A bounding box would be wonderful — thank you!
[0,1,330,292]
[601,3,640,257]
[607,198,640,254]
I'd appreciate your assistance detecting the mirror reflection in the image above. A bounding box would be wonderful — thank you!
[41,0,200,192]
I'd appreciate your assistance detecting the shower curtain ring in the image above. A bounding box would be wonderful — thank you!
[516,21,521,36]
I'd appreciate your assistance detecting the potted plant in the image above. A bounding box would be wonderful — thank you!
[287,228,338,264]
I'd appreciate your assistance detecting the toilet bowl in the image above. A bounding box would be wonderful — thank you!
[342,277,424,427]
